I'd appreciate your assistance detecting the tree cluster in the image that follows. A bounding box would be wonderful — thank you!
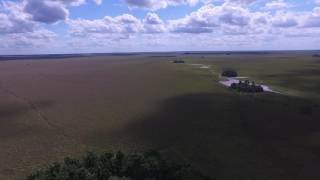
[173,60,185,63]
[230,80,264,93]
[27,151,210,180]
[221,69,238,77]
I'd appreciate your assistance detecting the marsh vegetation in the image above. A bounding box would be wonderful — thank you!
[0,52,320,180]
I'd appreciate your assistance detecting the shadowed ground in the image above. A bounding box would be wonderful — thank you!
[95,92,320,180]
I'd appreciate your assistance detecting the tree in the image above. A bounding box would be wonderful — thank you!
[27,151,211,180]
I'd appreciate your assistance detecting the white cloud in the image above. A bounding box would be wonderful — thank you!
[0,28,57,54]
[66,2,313,38]
[271,12,298,27]
[168,4,219,33]
[226,0,257,4]
[0,13,35,34]
[143,13,166,33]
[93,0,103,5]
[122,0,258,10]
[1,0,320,53]
[303,7,320,27]
[52,0,86,6]
[22,0,104,25]
[265,0,289,10]
[68,12,168,36]
[24,0,69,24]
[68,14,143,36]
[124,0,202,10]
[0,1,36,33]
[0,0,59,52]
[168,3,266,34]
[51,0,102,6]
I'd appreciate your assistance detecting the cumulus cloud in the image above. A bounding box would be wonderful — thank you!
[0,29,58,54]
[271,12,298,28]
[1,0,320,53]
[125,0,200,10]
[0,0,59,52]
[24,0,68,24]
[52,0,86,6]
[168,5,219,33]
[68,14,143,36]
[143,13,166,33]
[123,0,258,10]
[0,13,35,34]
[219,6,251,26]
[68,12,168,36]
[51,0,102,6]
[144,12,163,24]
[0,1,36,34]
[93,0,103,5]
[168,4,264,34]
[303,7,320,27]
[22,0,103,24]
[66,1,308,39]
[265,0,289,10]
[226,0,256,4]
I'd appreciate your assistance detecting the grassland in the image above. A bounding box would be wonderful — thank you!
[0,52,320,180]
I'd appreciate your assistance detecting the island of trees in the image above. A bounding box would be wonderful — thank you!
[173,60,185,63]
[27,151,210,180]
[230,80,264,93]
[221,69,238,77]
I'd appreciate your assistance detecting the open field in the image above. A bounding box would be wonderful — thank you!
[1,52,320,179]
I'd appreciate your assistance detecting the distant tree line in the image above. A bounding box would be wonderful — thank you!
[27,151,210,180]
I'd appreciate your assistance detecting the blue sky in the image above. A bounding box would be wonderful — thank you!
[1,0,320,54]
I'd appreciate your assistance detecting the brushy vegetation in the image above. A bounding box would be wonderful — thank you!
[26,151,210,180]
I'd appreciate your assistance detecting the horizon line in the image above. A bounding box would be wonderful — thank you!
[1,49,320,57]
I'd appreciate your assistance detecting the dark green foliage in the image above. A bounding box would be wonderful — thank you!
[230,80,264,93]
[221,69,238,77]
[26,151,210,180]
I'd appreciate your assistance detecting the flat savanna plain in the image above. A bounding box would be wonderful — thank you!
[0,52,320,180]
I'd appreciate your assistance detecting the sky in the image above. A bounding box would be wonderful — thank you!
[1,0,320,54]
